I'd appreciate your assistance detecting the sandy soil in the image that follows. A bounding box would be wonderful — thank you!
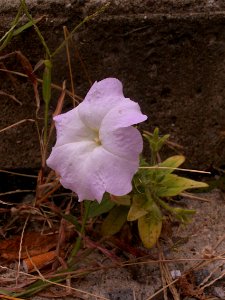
[30,189,225,300]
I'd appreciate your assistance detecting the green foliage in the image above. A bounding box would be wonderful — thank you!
[135,132,208,247]
[110,194,131,206]
[99,129,208,249]
[101,205,129,236]
[143,128,169,164]
[127,194,149,221]
[156,174,208,197]
[0,4,23,51]
[172,207,196,223]
[61,213,80,229]
[138,202,162,248]
[151,155,185,176]
[87,194,115,218]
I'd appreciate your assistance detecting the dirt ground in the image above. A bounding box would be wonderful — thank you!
[1,189,223,300]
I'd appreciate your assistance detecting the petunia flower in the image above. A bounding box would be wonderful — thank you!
[47,78,147,202]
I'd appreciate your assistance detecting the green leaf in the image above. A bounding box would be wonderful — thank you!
[127,194,148,221]
[0,288,12,295]
[158,199,195,223]
[12,17,43,36]
[138,203,162,248]
[101,206,129,236]
[61,213,80,229]
[156,155,185,175]
[87,195,115,218]
[144,155,186,179]
[143,128,170,154]
[138,155,186,188]
[173,207,196,223]
[157,174,208,197]
[110,194,131,206]
[0,4,23,51]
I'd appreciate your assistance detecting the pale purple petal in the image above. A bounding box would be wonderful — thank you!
[78,78,124,129]
[47,141,139,201]
[94,147,138,196]
[53,108,96,147]
[46,142,106,202]
[85,78,123,100]
[100,126,143,160]
[100,99,147,131]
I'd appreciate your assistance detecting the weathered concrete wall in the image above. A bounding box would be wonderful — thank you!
[1,0,225,169]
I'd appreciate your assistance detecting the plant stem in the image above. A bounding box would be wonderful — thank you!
[144,187,154,205]
[157,198,174,213]
[44,102,49,144]
[68,201,91,265]
[21,0,51,57]
[51,3,110,58]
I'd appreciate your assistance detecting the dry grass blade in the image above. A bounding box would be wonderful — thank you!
[63,26,75,106]
[0,295,26,300]
[214,234,225,250]
[0,62,20,90]
[200,270,225,291]
[0,190,35,196]
[0,200,15,205]
[158,243,180,300]
[0,90,22,105]
[159,258,168,300]
[16,216,29,285]
[53,81,66,118]
[0,51,40,113]
[74,47,92,87]
[0,265,110,300]
[0,170,37,178]
[35,181,61,206]
[0,119,35,133]
[146,278,180,300]
[122,256,225,268]
[17,52,40,116]
[180,192,211,202]
[139,166,211,174]
[0,68,82,102]
[46,80,66,145]
[199,262,225,289]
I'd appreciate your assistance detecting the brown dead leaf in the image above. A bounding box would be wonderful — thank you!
[0,232,58,261]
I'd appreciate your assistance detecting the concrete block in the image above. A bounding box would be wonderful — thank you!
[1,0,225,169]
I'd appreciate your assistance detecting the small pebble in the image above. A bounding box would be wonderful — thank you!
[171,269,181,279]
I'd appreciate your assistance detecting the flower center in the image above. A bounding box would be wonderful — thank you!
[94,137,101,145]
[93,131,101,146]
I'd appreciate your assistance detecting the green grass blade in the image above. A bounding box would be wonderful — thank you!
[20,0,51,57]
[52,2,110,58]
[0,3,23,51]
[12,16,43,36]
